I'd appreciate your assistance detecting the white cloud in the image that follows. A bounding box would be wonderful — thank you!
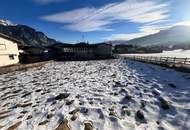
[34,0,66,4]
[105,19,190,41]
[105,25,161,41]
[41,0,170,32]
[174,20,190,26]
[105,23,175,41]
[65,19,113,32]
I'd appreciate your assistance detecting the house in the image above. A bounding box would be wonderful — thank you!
[0,33,20,67]
[18,45,50,63]
[48,42,113,60]
[95,43,113,58]
[48,42,95,60]
[71,42,96,59]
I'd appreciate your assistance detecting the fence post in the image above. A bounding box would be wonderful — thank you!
[184,58,187,64]
[155,57,157,62]
[160,57,162,62]
[173,57,176,63]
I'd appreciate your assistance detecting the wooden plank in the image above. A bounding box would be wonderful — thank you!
[7,121,22,130]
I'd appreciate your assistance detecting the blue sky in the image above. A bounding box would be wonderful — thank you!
[0,0,190,43]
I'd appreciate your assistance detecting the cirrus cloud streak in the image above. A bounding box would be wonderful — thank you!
[42,0,170,32]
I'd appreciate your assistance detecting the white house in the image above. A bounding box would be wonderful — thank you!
[0,33,20,67]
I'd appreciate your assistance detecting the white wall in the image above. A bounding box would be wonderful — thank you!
[0,37,19,67]
[0,55,19,66]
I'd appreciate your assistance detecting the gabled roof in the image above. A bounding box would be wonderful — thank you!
[0,33,22,43]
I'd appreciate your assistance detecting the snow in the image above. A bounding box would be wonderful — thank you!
[0,59,190,130]
[121,49,190,58]
[0,19,17,26]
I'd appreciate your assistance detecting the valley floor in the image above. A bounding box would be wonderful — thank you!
[0,59,190,130]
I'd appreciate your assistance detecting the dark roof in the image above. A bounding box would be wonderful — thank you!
[20,45,46,50]
[48,43,73,48]
[95,42,112,46]
[0,33,22,43]
[75,42,95,47]
[49,42,96,49]
[49,42,112,48]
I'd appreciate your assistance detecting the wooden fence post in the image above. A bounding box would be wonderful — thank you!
[184,58,187,64]
[173,57,176,63]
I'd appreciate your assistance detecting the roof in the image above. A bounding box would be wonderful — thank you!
[49,42,96,49]
[49,42,112,49]
[20,45,46,50]
[95,42,112,46]
[48,43,73,48]
[0,33,22,43]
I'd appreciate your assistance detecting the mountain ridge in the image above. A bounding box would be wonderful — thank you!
[0,20,58,47]
[112,25,190,47]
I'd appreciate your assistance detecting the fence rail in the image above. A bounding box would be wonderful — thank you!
[122,55,190,65]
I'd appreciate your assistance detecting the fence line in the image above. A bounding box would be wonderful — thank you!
[122,55,190,65]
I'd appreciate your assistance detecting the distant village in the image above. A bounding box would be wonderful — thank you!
[0,33,115,67]
[0,31,169,67]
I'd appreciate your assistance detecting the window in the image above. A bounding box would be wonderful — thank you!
[9,55,15,60]
[0,44,6,50]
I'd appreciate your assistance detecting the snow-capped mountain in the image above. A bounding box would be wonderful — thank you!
[0,19,58,47]
[112,25,190,47]
[0,19,16,26]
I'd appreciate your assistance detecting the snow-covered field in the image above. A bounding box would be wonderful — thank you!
[121,49,190,58]
[0,59,190,130]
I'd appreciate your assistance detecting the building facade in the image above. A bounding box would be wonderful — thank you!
[95,43,113,58]
[0,33,20,67]
[49,42,113,60]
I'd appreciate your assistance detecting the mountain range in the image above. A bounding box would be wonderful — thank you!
[0,19,190,49]
[112,25,190,47]
[0,20,58,47]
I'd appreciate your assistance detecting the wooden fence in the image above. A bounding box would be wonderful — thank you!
[120,55,190,72]
[124,56,190,65]
[0,61,52,75]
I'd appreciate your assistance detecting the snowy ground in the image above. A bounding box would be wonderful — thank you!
[0,59,190,130]
[121,49,190,58]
